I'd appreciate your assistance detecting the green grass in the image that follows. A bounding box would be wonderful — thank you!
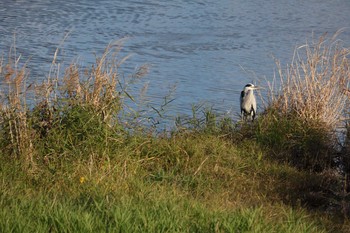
[0,191,318,233]
[0,135,332,233]
[1,34,350,232]
[0,123,344,232]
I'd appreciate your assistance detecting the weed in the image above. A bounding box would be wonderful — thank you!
[257,31,350,170]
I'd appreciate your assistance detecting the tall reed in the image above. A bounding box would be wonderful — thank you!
[268,31,350,140]
[0,39,148,163]
[61,40,148,124]
[256,32,350,169]
[0,51,35,167]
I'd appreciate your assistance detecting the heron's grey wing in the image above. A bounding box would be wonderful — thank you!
[240,91,245,109]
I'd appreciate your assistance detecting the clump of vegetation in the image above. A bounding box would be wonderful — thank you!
[0,40,148,164]
[1,34,350,232]
[256,32,350,170]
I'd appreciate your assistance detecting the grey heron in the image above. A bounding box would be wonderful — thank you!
[240,83,259,121]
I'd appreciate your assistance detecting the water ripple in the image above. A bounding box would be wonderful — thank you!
[0,0,349,120]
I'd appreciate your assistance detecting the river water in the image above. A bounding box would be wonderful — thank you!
[1,0,350,125]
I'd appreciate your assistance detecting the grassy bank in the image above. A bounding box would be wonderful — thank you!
[0,134,335,232]
[1,35,350,232]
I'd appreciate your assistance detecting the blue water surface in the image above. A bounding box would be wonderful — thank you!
[0,0,349,126]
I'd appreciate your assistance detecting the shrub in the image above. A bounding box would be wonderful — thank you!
[0,40,148,163]
[257,32,350,170]
[255,109,332,170]
[269,32,350,130]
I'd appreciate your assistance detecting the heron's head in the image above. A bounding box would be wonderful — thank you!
[243,83,259,92]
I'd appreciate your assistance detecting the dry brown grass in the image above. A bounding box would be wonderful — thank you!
[268,31,350,134]
[62,40,148,124]
[0,39,148,163]
[0,52,35,167]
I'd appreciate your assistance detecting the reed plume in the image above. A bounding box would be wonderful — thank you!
[269,31,350,133]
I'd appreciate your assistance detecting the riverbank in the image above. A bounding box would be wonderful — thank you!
[1,34,350,232]
[1,130,345,232]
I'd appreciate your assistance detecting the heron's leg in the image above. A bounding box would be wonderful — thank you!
[251,108,256,122]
